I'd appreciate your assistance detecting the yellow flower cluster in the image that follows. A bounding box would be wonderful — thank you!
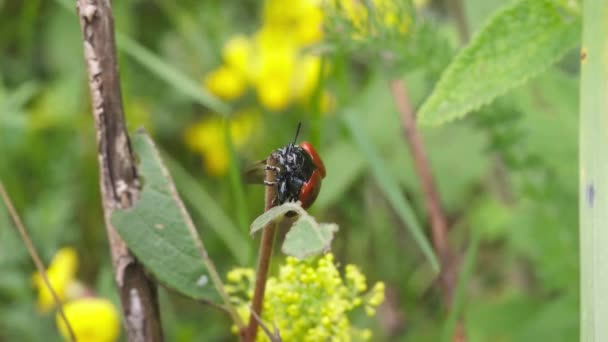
[204,0,325,111]
[184,108,259,176]
[32,247,120,342]
[226,253,385,341]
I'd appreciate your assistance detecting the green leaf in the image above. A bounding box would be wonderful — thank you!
[112,131,219,301]
[418,0,581,126]
[249,202,305,235]
[342,112,439,272]
[282,218,339,260]
[250,202,339,259]
[162,152,252,266]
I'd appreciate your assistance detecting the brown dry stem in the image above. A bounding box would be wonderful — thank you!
[75,0,163,340]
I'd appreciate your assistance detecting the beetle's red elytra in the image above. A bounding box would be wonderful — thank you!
[263,123,326,209]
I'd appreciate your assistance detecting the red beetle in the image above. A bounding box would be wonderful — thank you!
[247,123,325,209]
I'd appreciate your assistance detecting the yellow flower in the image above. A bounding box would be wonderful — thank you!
[293,55,322,102]
[56,297,120,342]
[204,64,248,101]
[184,109,259,176]
[223,35,252,76]
[250,28,297,111]
[32,247,79,312]
[226,253,384,341]
[263,0,324,45]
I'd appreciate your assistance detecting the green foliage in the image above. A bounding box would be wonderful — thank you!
[418,0,581,125]
[112,132,219,301]
[343,112,439,273]
[0,0,585,340]
[250,202,338,259]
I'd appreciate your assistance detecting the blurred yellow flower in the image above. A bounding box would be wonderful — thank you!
[185,108,259,176]
[204,64,248,101]
[203,0,328,113]
[293,55,322,102]
[263,0,324,46]
[56,297,120,342]
[223,35,252,76]
[32,247,79,312]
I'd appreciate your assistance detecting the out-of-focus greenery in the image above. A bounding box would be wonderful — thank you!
[0,0,579,341]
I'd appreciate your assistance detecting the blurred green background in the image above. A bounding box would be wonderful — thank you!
[0,0,578,341]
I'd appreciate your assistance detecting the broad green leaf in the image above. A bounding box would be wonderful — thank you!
[162,153,252,266]
[249,202,305,235]
[343,112,439,272]
[418,0,581,126]
[282,218,339,260]
[112,131,219,301]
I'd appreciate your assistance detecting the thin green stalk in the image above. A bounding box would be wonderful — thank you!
[224,119,250,232]
[442,227,480,342]
[579,2,608,341]
[0,183,76,342]
[309,57,326,149]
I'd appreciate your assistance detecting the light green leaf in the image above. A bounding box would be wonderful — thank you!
[112,131,219,301]
[250,202,339,259]
[282,218,339,260]
[249,202,305,235]
[343,112,439,272]
[418,0,581,126]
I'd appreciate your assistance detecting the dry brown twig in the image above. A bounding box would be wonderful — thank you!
[0,182,77,342]
[390,79,467,342]
[74,0,163,340]
[244,155,280,342]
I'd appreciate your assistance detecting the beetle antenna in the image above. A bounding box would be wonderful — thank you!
[292,122,302,145]
[288,122,302,153]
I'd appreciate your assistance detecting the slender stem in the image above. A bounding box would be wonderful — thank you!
[0,182,77,342]
[244,156,280,342]
[75,1,163,340]
[225,118,250,232]
[389,79,457,304]
[446,0,469,42]
[580,1,608,340]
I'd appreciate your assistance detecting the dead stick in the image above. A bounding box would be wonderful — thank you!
[389,79,457,305]
[0,182,77,342]
[75,1,163,340]
[244,156,280,342]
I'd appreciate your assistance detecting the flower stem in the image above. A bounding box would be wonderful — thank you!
[244,155,280,342]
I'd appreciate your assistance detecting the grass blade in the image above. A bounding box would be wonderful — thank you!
[580,1,608,340]
[116,33,230,116]
[342,112,439,272]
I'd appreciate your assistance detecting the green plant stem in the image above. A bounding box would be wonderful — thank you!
[0,182,76,342]
[225,118,250,232]
[244,156,280,342]
[442,227,480,342]
[579,1,608,341]
[310,57,326,149]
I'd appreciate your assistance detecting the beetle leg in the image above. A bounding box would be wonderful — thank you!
[264,165,281,173]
